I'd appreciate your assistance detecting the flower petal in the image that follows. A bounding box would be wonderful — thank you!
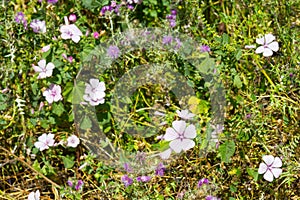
[262,155,275,165]
[256,37,265,45]
[46,62,55,70]
[38,59,46,68]
[262,48,273,57]
[164,127,178,141]
[180,138,195,151]
[272,157,282,167]
[169,139,183,153]
[267,41,279,52]
[258,163,267,174]
[271,168,282,178]
[172,120,186,134]
[255,46,265,54]
[265,33,275,44]
[72,35,81,43]
[160,148,172,159]
[183,124,196,139]
[263,170,274,182]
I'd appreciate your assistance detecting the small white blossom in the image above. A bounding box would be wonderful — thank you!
[255,34,279,57]
[33,59,55,79]
[83,78,106,106]
[28,190,40,200]
[60,24,83,43]
[258,155,282,182]
[67,135,80,148]
[43,84,62,104]
[34,133,55,151]
[176,109,195,120]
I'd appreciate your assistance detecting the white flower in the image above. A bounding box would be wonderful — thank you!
[159,148,172,159]
[43,84,62,104]
[244,45,256,49]
[41,45,51,52]
[34,133,55,151]
[83,78,106,106]
[255,34,279,57]
[67,135,80,148]
[163,120,196,153]
[60,24,83,43]
[28,190,40,200]
[33,59,55,79]
[258,155,282,182]
[176,109,195,120]
[30,19,46,33]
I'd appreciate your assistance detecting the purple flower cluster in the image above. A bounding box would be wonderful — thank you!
[15,12,27,28]
[155,162,166,176]
[197,178,209,188]
[166,9,177,28]
[101,0,142,15]
[200,45,211,52]
[67,179,84,191]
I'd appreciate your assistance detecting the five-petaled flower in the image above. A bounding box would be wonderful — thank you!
[164,120,196,153]
[258,155,282,182]
[67,135,80,148]
[60,24,83,43]
[176,109,195,120]
[255,34,279,57]
[30,19,46,33]
[136,175,151,182]
[155,163,166,176]
[83,78,106,106]
[28,190,40,200]
[43,84,63,104]
[33,59,55,79]
[34,133,55,151]
[107,45,120,59]
[121,175,133,187]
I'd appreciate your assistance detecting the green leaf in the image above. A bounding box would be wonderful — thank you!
[72,81,86,104]
[218,140,235,163]
[235,49,242,60]
[233,74,243,88]
[63,82,74,103]
[197,57,214,74]
[32,160,41,172]
[80,115,92,130]
[247,167,259,181]
[52,102,65,116]
[61,155,75,169]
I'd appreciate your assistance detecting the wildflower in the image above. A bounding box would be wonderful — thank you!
[155,163,166,176]
[111,1,117,7]
[206,195,220,200]
[38,102,44,111]
[164,120,196,153]
[107,45,120,59]
[15,12,27,27]
[197,178,209,188]
[75,180,84,190]
[60,24,83,43]
[176,109,195,120]
[127,4,134,10]
[100,5,113,15]
[159,148,172,159]
[67,56,73,63]
[136,175,151,182]
[47,0,58,4]
[255,34,279,57]
[67,180,73,187]
[15,97,26,115]
[210,124,224,143]
[162,35,173,45]
[68,14,77,22]
[28,190,40,200]
[121,175,133,187]
[30,19,46,33]
[67,135,80,148]
[83,78,106,106]
[41,45,51,53]
[34,133,55,151]
[258,155,282,182]
[200,45,211,52]
[33,59,55,79]
[43,84,63,104]
[93,32,99,39]
[123,163,133,173]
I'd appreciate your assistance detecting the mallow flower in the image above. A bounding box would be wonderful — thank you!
[176,109,195,120]
[30,19,46,33]
[33,59,55,79]
[255,33,279,57]
[66,135,80,148]
[164,120,196,153]
[83,78,106,106]
[60,24,83,43]
[34,133,55,151]
[43,84,62,104]
[258,155,282,182]
[28,190,40,200]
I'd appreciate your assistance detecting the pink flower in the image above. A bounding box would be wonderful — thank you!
[34,133,55,151]
[60,24,83,43]
[83,79,106,106]
[93,32,99,39]
[43,84,62,104]
[68,14,77,22]
[30,19,46,33]
[258,155,282,182]
[255,34,279,57]
[33,59,55,79]
[164,120,196,153]
[67,135,80,148]
[41,45,51,52]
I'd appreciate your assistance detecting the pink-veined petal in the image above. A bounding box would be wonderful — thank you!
[255,46,265,54]
[271,168,282,178]
[169,139,183,153]
[256,37,265,45]
[272,157,282,167]
[172,120,186,135]
[44,70,53,77]
[160,148,172,159]
[97,81,106,91]
[184,124,196,139]
[53,94,62,102]
[267,41,279,52]
[263,48,273,57]
[70,24,83,36]
[265,33,275,44]
[34,141,46,151]
[28,191,35,200]
[164,127,178,141]
[53,85,61,93]
[258,163,268,174]
[263,170,274,182]
[180,138,195,151]
[262,155,275,166]
[38,133,47,142]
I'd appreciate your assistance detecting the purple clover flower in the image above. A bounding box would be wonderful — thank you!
[162,35,173,45]
[121,175,133,187]
[107,45,120,59]
[93,32,99,39]
[155,163,166,176]
[200,45,211,52]
[75,180,84,190]
[136,175,151,182]
[67,180,73,187]
[15,12,27,28]
[171,9,177,16]
[197,178,209,188]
